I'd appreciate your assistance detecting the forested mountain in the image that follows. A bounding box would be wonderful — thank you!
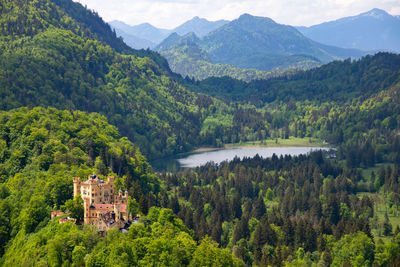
[50,0,170,69]
[156,13,366,81]
[297,8,400,52]
[157,33,288,82]
[184,52,400,166]
[189,52,400,104]
[0,0,231,160]
[199,14,365,69]
[160,43,288,82]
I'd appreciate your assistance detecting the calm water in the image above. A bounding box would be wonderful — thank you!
[151,146,330,172]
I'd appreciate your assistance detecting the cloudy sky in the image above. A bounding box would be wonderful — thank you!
[74,0,400,29]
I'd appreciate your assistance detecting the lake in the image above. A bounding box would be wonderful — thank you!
[151,146,330,172]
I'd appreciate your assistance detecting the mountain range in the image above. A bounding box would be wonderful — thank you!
[155,14,365,80]
[110,8,399,81]
[297,8,400,52]
[109,17,228,49]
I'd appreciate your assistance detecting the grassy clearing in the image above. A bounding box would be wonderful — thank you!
[358,191,400,243]
[360,163,394,182]
[224,137,327,148]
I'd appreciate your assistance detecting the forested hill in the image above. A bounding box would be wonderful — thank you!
[0,107,156,257]
[0,107,242,266]
[49,0,171,70]
[0,0,222,160]
[189,52,400,105]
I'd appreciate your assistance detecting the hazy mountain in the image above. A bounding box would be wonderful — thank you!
[109,20,170,45]
[156,32,182,51]
[173,16,229,37]
[110,17,230,48]
[113,27,156,49]
[157,14,365,74]
[297,8,400,52]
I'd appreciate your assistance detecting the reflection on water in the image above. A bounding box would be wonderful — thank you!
[151,147,330,172]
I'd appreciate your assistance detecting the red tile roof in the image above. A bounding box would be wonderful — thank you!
[90,204,114,211]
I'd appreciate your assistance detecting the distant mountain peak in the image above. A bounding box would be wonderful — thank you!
[239,13,252,18]
[361,8,390,19]
[236,13,275,24]
[137,22,157,28]
[296,8,400,52]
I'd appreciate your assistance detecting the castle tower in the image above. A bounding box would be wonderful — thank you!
[114,204,121,221]
[84,200,90,224]
[107,176,115,184]
[73,177,81,197]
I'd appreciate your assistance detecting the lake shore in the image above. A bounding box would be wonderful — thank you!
[224,137,328,149]
[192,147,224,153]
[192,137,328,154]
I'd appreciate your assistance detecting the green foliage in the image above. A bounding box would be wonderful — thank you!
[1,208,242,266]
[62,194,84,223]
[0,107,160,258]
[128,196,139,218]
[0,0,215,160]
[189,236,244,267]
[161,44,286,82]
[330,232,375,267]
[193,53,400,105]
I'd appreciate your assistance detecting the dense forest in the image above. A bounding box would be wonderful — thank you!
[157,153,400,266]
[0,107,242,266]
[1,0,400,266]
[159,40,292,82]
[0,0,207,160]
[188,53,400,104]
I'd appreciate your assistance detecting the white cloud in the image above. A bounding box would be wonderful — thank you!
[74,0,400,28]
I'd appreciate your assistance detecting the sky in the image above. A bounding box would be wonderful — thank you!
[73,0,400,29]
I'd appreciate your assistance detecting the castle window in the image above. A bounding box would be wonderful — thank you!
[92,193,94,197]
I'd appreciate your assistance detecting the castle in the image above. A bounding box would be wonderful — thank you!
[73,173,130,231]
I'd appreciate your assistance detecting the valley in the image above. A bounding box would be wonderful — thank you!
[0,0,399,266]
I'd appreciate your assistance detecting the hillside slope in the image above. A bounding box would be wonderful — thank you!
[0,107,242,266]
[0,0,211,159]
[189,53,400,104]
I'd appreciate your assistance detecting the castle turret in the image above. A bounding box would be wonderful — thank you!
[84,200,90,224]
[73,177,81,197]
[114,204,121,221]
[108,176,115,183]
